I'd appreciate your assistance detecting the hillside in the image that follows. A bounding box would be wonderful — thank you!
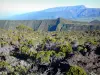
[8,5,100,21]
[0,28,100,75]
[0,18,100,31]
[90,20,100,25]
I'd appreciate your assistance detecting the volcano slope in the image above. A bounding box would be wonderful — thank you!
[0,25,100,75]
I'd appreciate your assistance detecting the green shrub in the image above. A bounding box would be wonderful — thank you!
[55,52,65,59]
[0,41,7,47]
[43,36,56,43]
[36,51,54,64]
[0,61,14,72]
[14,65,28,74]
[60,45,68,53]
[87,39,97,45]
[78,46,87,53]
[1,72,7,75]
[27,39,34,47]
[36,51,49,64]
[60,42,72,53]
[20,39,34,47]
[16,24,33,32]
[0,61,9,68]
[66,66,87,75]
[78,46,84,51]
[19,45,30,54]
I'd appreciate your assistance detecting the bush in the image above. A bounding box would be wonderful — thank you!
[19,45,30,54]
[0,41,7,47]
[44,37,56,43]
[19,39,34,54]
[36,51,49,64]
[0,61,14,72]
[36,51,54,64]
[0,61,9,68]
[66,66,87,75]
[14,65,28,74]
[55,52,65,60]
[27,39,34,48]
[16,24,33,32]
[87,39,97,45]
[77,46,84,51]
[60,42,72,53]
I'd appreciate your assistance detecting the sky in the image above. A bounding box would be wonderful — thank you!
[0,0,100,18]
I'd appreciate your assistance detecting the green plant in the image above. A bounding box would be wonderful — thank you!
[16,24,33,32]
[0,41,7,47]
[66,66,87,75]
[87,39,97,45]
[36,51,54,64]
[14,65,28,74]
[20,45,30,54]
[1,72,7,75]
[60,42,72,53]
[78,46,84,51]
[0,61,14,72]
[0,61,9,68]
[55,52,65,59]
[27,39,34,48]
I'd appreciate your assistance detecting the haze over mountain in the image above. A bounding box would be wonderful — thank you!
[7,5,100,22]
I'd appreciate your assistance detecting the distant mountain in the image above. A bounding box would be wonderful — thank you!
[90,20,100,25]
[8,5,100,21]
[0,18,100,31]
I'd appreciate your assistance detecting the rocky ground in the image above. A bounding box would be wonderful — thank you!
[0,41,100,75]
[0,28,100,75]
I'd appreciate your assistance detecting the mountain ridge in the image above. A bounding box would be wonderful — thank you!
[0,18,100,31]
[7,5,100,22]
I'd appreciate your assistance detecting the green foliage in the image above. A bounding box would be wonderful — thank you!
[19,39,34,55]
[19,45,30,54]
[60,42,72,53]
[55,52,65,59]
[36,51,54,64]
[0,28,100,75]
[0,61,9,68]
[20,39,34,46]
[36,51,66,64]
[78,46,84,51]
[0,61,14,72]
[16,24,33,32]
[27,39,34,46]
[14,65,28,74]
[78,46,87,53]
[1,72,7,75]
[36,51,45,59]
[66,42,72,53]
[43,36,56,43]
[36,51,49,64]
[60,45,67,53]
[0,41,7,47]
[66,66,87,75]
[87,39,97,45]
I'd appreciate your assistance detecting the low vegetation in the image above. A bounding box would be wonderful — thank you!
[0,25,100,75]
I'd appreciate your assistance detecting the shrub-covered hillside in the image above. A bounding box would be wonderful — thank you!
[0,25,100,75]
[0,18,100,31]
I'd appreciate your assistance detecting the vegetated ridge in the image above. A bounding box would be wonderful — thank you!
[0,18,100,31]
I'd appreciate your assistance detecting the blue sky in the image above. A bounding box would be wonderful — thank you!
[0,0,100,18]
